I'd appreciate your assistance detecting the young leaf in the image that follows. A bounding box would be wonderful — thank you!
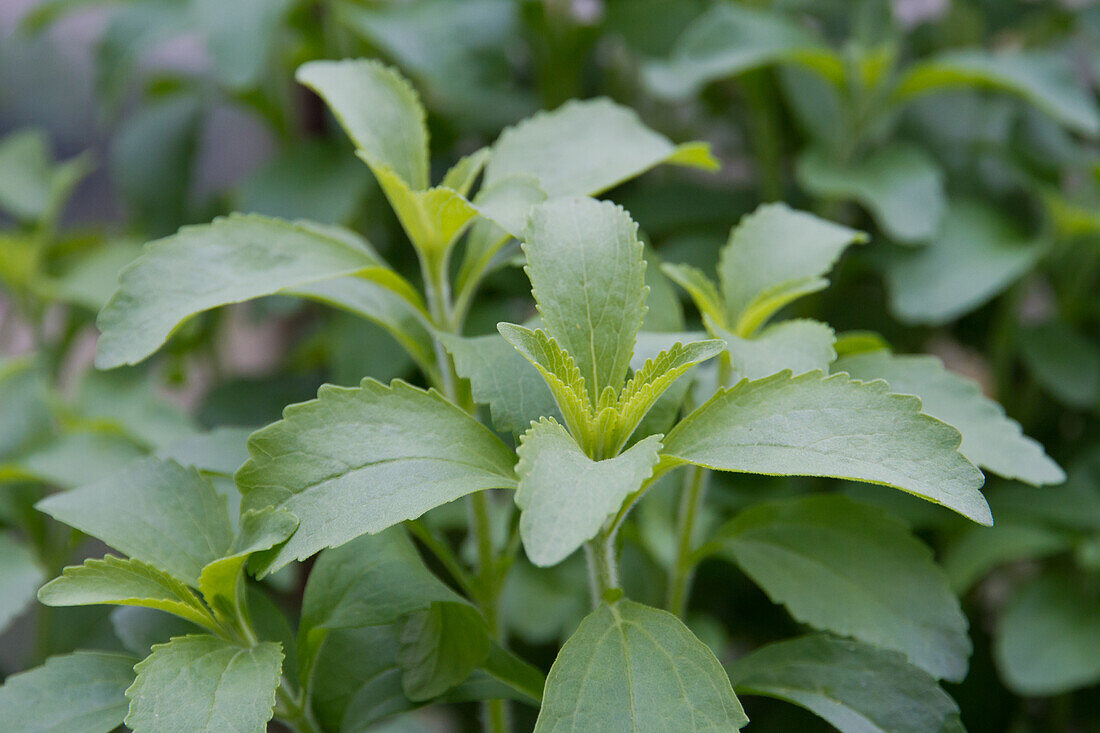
[523,198,648,400]
[484,98,717,199]
[441,331,561,434]
[716,203,866,335]
[642,3,844,101]
[894,50,1100,136]
[713,495,970,680]
[0,650,138,733]
[835,350,1064,485]
[727,635,962,733]
[994,571,1100,696]
[885,202,1046,325]
[710,318,836,382]
[95,214,408,368]
[797,143,944,244]
[236,379,517,573]
[660,263,727,330]
[534,598,747,731]
[296,59,429,190]
[663,371,990,524]
[397,602,491,701]
[441,147,490,197]
[515,419,663,566]
[38,555,218,632]
[497,324,595,443]
[37,457,235,586]
[0,532,44,632]
[125,635,283,733]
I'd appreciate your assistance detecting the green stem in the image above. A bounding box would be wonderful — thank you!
[584,531,619,607]
[666,465,708,619]
[275,681,322,733]
[740,71,784,202]
[406,520,480,601]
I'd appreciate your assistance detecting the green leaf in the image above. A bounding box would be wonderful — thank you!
[466,644,546,705]
[1017,320,1100,409]
[661,263,726,329]
[236,379,517,573]
[796,143,945,244]
[0,357,51,460]
[534,598,747,731]
[198,508,299,625]
[441,147,491,197]
[727,634,962,733]
[296,59,429,190]
[616,339,726,440]
[0,128,90,223]
[39,555,216,630]
[156,426,253,476]
[125,635,283,733]
[37,457,235,586]
[73,367,197,449]
[941,523,1072,594]
[192,0,293,90]
[716,203,866,334]
[835,350,1064,485]
[96,214,398,368]
[1,431,144,489]
[0,532,44,631]
[995,572,1100,696]
[111,606,203,657]
[894,50,1100,136]
[298,528,466,677]
[37,239,143,312]
[0,650,137,733]
[308,626,411,730]
[397,602,490,701]
[497,324,596,446]
[712,319,836,382]
[523,198,648,400]
[515,419,663,566]
[714,495,970,680]
[886,202,1046,325]
[441,331,561,434]
[484,98,717,199]
[642,4,844,101]
[663,371,990,525]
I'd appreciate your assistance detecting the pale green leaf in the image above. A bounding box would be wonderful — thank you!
[192,0,293,90]
[717,202,866,334]
[397,602,490,701]
[835,350,1064,485]
[715,495,970,680]
[237,379,517,573]
[515,419,663,566]
[941,523,1071,593]
[296,59,429,190]
[727,634,961,733]
[642,4,844,100]
[712,318,836,382]
[157,426,253,476]
[72,367,198,449]
[367,161,479,258]
[441,147,490,197]
[111,606,203,657]
[95,214,391,368]
[3,431,145,488]
[796,143,944,244]
[441,331,560,434]
[38,555,217,631]
[885,202,1046,324]
[0,128,90,223]
[663,371,990,524]
[125,635,283,733]
[37,457,234,586]
[484,98,717,198]
[37,239,143,311]
[661,263,726,328]
[0,650,137,733]
[0,532,44,630]
[534,598,747,731]
[995,572,1100,696]
[895,50,1100,136]
[0,358,52,460]
[497,324,595,444]
[523,198,648,399]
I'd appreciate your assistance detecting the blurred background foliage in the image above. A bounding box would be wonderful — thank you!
[0,0,1098,730]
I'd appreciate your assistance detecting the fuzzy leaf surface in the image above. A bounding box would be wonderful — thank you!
[515,419,663,566]
[534,599,747,731]
[713,318,836,382]
[663,371,990,524]
[237,379,517,573]
[836,350,1064,485]
[125,635,283,733]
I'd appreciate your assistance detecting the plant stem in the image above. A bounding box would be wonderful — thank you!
[275,681,322,733]
[666,464,708,618]
[740,71,784,202]
[406,520,480,600]
[584,531,619,607]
